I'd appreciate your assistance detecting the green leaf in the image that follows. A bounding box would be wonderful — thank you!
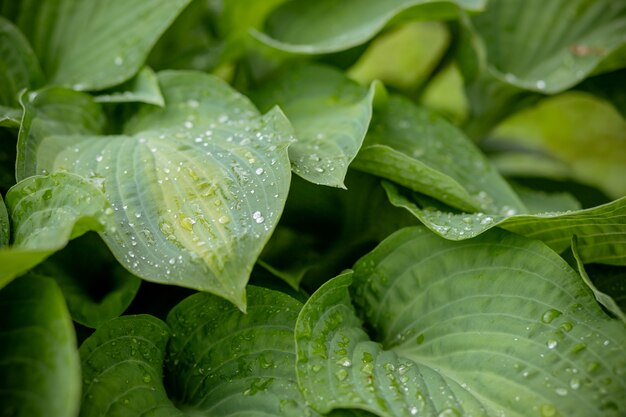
[0,16,43,107]
[572,236,626,323]
[0,193,8,247]
[252,64,376,188]
[297,227,626,417]
[11,0,192,90]
[0,172,114,289]
[33,233,141,328]
[491,91,626,199]
[384,182,626,265]
[511,183,581,214]
[578,69,626,119]
[0,104,22,128]
[352,95,525,214]
[79,287,319,416]
[0,275,80,417]
[166,286,319,416]
[94,67,164,106]
[468,0,626,94]
[79,315,181,417]
[18,71,295,310]
[254,0,486,54]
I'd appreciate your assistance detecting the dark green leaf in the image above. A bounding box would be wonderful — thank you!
[572,236,626,323]
[0,193,8,247]
[0,275,80,417]
[384,182,626,265]
[353,95,525,214]
[297,227,626,416]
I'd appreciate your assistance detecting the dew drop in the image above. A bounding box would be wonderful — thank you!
[218,215,230,224]
[335,369,348,381]
[547,340,558,349]
[540,404,557,417]
[541,309,562,324]
[255,167,264,175]
[114,56,123,65]
[536,80,546,90]
[143,374,151,383]
[184,120,194,129]
[555,387,568,396]
[180,217,196,231]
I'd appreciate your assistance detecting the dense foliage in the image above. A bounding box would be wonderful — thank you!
[1,1,625,416]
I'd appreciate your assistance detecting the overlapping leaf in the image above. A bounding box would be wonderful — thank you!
[79,287,320,417]
[8,0,192,90]
[0,275,80,417]
[94,67,164,106]
[17,70,294,310]
[467,0,626,94]
[352,95,525,214]
[0,172,114,288]
[252,64,376,187]
[384,182,626,265]
[254,0,486,54]
[296,227,626,417]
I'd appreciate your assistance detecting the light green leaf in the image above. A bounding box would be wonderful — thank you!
[491,91,626,199]
[0,193,8,247]
[572,236,626,323]
[0,16,43,107]
[254,0,486,54]
[384,182,626,265]
[348,21,450,91]
[11,0,192,90]
[352,95,525,214]
[0,275,80,417]
[0,172,114,289]
[297,227,626,417]
[468,0,626,94]
[94,67,164,106]
[579,68,626,119]
[18,71,294,310]
[166,286,319,416]
[33,233,141,328]
[79,315,182,417]
[252,64,376,187]
[79,287,320,417]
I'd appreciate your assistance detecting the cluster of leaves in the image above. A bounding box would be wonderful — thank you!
[1,0,625,416]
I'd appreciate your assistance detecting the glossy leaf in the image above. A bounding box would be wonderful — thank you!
[166,286,319,416]
[352,95,525,214]
[0,172,114,289]
[79,287,319,417]
[297,228,626,417]
[0,16,43,107]
[252,64,376,187]
[94,67,164,106]
[18,71,295,310]
[0,275,80,417]
[79,315,181,417]
[254,0,486,54]
[384,182,626,265]
[468,0,626,94]
[10,0,192,90]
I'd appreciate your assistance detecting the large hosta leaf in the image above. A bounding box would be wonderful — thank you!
[468,0,626,94]
[254,0,486,54]
[252,64,376,188]
[79,287,320,417]
[352,95,525,214]
[0,275,80,417]
[384,182,626,265]
[296,228,626,417]
[18,70,294,310]
[8,0,192,90]
[0,172,114,288]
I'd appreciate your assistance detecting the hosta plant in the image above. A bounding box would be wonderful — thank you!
[0,0,625,416]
